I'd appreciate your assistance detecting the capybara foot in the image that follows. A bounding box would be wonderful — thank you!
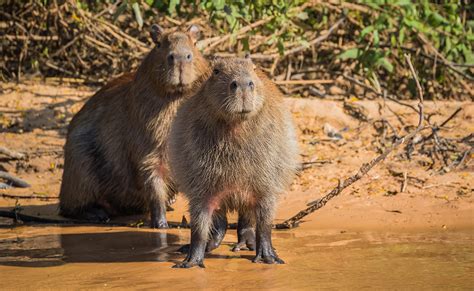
[150,218,169,229]
[232,227,256,252]
[252,253,284,264]
[172,259,205,269]
[252,246,284,264]
[82,207,109,222]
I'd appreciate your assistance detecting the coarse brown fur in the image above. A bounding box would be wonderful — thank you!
[59,25,211,228]
[169,57,299,267]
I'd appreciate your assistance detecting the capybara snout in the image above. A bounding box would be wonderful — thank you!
[207,58,265,120]
[151,24,201,88]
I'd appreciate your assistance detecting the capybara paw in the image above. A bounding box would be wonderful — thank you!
[150,219,169,229]
[252,254,285,264]
[205,238,222,253]
[232,241,255,252]
[232,231,256,252]
[172,260,205,269]
[83,207,109,222]
[177,244,190,254]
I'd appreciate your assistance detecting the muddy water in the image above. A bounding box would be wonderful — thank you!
[0,226,472,289]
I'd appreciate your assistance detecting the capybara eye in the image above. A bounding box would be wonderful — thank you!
[213,69,220,75]
[156,42,161,48]
[168,54,174,63]
[248,81,254,89]
[230,81,238,90]
[187,54,192,60]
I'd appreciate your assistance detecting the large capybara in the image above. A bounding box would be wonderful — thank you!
[169,56,299,268]
[59,24,210,228]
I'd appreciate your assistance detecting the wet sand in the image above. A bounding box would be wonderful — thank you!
[0,226,473,289]
[0,82,473,289]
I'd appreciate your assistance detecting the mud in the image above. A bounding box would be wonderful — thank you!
[0,81,473,288]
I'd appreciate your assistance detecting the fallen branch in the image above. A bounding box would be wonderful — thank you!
[275,54,424,229]
[0,146,26,160]
[0,171,30,188]
[1,193,58,201]
[274,79,333,85]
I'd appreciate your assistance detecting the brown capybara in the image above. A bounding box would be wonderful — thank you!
[59,24,210,228]
[169,56,299,268]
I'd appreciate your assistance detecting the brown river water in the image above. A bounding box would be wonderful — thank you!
[0,225,472,289]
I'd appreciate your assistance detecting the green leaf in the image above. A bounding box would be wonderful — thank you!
[212,0,225,10]
[168,0,180,15]
[360,25,374,38]
[113,0,128,22]
[373,30,379,46]
[241,36,250,51]
[297,12,308,20]
[376,57,394,73]
[132,2,143,29]
[338,48,361,60]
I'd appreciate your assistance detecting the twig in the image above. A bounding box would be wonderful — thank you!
[280,17,345,58]
[400,171,408,193]
[342,74,419,113]
[0,171,30,188]
[1,193,58,201]
[275,54,424,229]
[274,79,333,85]
[204,17,275,53]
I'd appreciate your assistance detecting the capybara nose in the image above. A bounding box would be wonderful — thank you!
[168,51,193,65]
[167,53,175,64]
[230,80,238,91]
[248,80,255,90]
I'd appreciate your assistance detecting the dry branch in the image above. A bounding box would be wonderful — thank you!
[0,147,26,160]
[274,54,424,229]
[1,193,58,201]
[0,171,30,188]
[274,79,333,85]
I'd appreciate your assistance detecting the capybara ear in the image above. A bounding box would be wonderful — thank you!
[150,24,164,45]
[187,24,201,43]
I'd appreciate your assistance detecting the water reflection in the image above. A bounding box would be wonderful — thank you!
[0,231,180,267]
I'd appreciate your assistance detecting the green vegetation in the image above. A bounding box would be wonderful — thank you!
[2,0,472,99]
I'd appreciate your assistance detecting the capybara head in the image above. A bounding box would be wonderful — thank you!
[205,56,265,122]
[149,24,204,91]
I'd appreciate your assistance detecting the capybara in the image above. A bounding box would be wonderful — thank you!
[169,56,299,267]
[59,24,210,228]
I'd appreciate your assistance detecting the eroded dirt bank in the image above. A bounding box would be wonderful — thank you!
[0,82,473,288]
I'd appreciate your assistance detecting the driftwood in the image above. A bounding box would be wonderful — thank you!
[0,171,30,188]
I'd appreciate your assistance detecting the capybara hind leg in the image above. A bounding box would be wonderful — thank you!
[150,200,168,228]
[82,206,110,222]
[232,210,255,252]
[178,208,227,254]
[149,175,169,229]
[252,201,284,264]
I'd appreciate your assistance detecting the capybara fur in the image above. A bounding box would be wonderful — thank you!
[169,57,299,268]
[59,24,210,228]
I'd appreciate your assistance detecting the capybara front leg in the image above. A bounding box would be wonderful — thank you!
[252,201,284,264]
[173,204,212,268]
